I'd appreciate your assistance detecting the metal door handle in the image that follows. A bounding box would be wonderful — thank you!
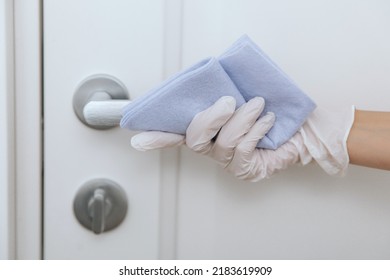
[83,99,130,128]
[73,74,130,129]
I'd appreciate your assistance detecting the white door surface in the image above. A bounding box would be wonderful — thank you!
[44,0,390,259]
[44,0,167,259]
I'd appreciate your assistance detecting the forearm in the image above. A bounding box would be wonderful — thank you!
[347,110,390,170]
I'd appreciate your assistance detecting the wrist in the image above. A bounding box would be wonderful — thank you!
[347,109,390,170]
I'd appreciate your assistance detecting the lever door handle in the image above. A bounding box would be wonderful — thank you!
[83,99,130,128]
[73,74,130,129]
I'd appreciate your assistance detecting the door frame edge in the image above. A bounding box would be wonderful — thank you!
[0,0,16,260]
[13,0,42,259]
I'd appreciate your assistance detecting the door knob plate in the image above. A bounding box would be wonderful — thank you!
[73,74,129,129]
[73,178,128,234]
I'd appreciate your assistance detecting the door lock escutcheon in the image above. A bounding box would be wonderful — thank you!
[73,74,130,129]
[73,178,128,234]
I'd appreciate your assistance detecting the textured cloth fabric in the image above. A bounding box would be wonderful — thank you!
[121,35,316,150]
[120,57,245,134]
[219,35,316,149]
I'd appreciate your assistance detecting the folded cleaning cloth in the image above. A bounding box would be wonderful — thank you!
[120,57,245,134]
[120,35,316,150]
[219,35,316,149]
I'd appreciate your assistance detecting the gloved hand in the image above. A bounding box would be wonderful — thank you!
[132,96,297,181]
[130,96,355,180]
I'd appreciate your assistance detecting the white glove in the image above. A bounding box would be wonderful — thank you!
[130,96,355,180]
[298,106,355,176]
[132,96,300,181]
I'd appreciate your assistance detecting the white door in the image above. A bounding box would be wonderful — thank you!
[43,0,170,259]
[44,0,390,259]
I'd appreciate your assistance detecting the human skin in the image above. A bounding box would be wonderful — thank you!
[347,110,390,171]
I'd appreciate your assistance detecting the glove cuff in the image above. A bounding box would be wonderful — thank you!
[300,106,355,176]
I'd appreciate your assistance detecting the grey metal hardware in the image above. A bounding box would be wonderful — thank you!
[73,178,128,234]
[73,74,130,129]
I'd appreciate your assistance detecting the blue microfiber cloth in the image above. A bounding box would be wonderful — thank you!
[121,35,316,150]
[120,57,246,134]
[219,35,316,149]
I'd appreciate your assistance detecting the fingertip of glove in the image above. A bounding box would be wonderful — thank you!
[264,111,276,123]
[259,112,276,132]
[217,96,236,110]
[130,135,147,151]
[240,97,265,118]
[251,96,265,104]
[249,97,265,110]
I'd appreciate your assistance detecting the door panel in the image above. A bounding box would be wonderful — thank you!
[44,0,165,259]
[176,0,390,259]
